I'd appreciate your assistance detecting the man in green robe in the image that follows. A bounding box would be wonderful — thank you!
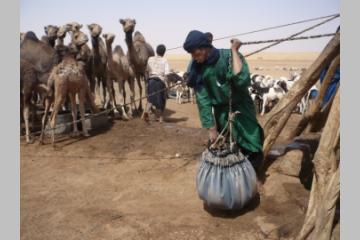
[183,30,264,172]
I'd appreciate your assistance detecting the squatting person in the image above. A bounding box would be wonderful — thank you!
[142,44,170,123]
[183,30,264,173]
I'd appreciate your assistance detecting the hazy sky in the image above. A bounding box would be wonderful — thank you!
[20,0,340,54]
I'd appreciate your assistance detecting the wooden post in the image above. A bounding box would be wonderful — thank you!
[306,84,339,133]
[296,89,340,240]
[288,55,340,139]
[262,33,340,157]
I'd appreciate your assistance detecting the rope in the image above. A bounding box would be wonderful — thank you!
[29,83,182,136]
[241,33,336,45]
[166,13,339,51]
[244,14,339,57]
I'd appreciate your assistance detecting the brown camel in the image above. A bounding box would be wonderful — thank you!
[20,59,48,143]
[21,31,59,87]
[56,25,70,47]
[66,22,83,41]
[119,18,155,112]
[41,25,59,48]
[103,33,136,119]
[39,43,99,146]
[88,23,108,106]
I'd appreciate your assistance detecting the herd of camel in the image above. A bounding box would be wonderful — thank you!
[20,19,156,145]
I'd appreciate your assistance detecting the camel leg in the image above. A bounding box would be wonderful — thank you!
[85,83,99,114]
[136,75,143,112]
[101,77,107,107]
[79,91,89,137]
[50,94,65,146]
[69,93,80,137]
[23,95,32,144]
[102,80,110,109]
[129,78,136,117]
[95,77,102,106]
[103,77,118,114]
[117,80,130,120]
[89,76,96,95]
[107,79,120,115]
[30,99,37,132]
[39,97,51,145]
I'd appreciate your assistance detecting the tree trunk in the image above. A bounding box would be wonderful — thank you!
[288,55,340,139]
[262,33,340,157]
[296,89,340,240]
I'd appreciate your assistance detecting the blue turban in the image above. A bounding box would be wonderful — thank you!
[183,30,220,91]
[183,30,212,53]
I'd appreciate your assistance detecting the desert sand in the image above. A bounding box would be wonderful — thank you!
[20,52,324,240]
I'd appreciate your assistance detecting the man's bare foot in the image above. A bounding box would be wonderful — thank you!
[141,112,150,122]
[158,116,164,123]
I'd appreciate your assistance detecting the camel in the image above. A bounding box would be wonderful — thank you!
[21,31,61,128]
[41,25,59,48]
[67,22,94,96]
[20,59,48,143]
[119,18,155,112]
[87,23,108,106]
[21,31,60,86]
[39,42,99,146]
[66,22,83,41]
[103,33,137,119]
[56,25,70,47]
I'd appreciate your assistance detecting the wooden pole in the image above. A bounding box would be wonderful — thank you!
[262,33,340,157]
[288,55,340,140]
[306,83,339,133]
[296,89,340,240]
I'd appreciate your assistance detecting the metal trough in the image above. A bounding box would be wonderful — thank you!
[43,107,110,135]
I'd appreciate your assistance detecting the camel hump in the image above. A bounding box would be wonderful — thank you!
[145,43,155,57]
[133,31,146,43]
[113,45,125,56]
[24,31,39,42]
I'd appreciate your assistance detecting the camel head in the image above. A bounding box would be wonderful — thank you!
[72,30,88,47]
[66,22,83,33]
[119,18,136,33]
[57,25,70,39]
[102,33,115,45]
[44,25,59,40]
[87,23,102,38]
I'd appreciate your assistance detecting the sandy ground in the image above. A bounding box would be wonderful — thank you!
[21,53,318,240]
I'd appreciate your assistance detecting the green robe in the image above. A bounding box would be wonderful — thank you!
[195,49,264,153]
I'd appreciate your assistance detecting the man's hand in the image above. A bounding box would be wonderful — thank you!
[230,38,242,51]
[208,126,219,142]
[230,38,243,75]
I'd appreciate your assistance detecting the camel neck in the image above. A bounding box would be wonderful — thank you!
[49,38,56,48]
[105,42,114,64]
[91,36,100,49]
[125,31,133,48]
[56,38,64,46]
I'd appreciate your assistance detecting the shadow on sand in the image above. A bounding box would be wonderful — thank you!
[202,193,261,219]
